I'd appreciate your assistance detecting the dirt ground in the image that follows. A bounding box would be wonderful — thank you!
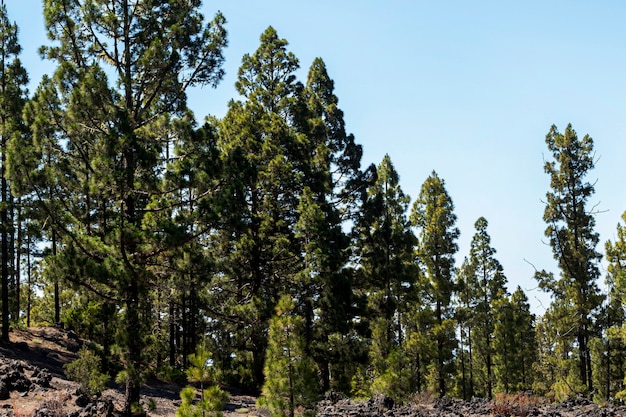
[0,327,259,417]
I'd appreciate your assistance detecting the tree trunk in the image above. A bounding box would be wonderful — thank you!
[52,231,60,325]
[124,278,142,416]
[15,199,21,325]
[169,300,176,368]
[26,231,31,328]
[0,29,8,344]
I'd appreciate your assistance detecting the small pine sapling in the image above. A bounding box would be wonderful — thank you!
[176,342,228,417]
[257,296,319,417]
[64,347,110,396]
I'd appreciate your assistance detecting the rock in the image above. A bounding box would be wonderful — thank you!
[96,399,115,417]
[5,370,31,392]
[75,393,90,407]
[14,341,29,352]
[0,382,8,401]
[66,340,81,353]
[31,367,52,388]
[324,391,345,403]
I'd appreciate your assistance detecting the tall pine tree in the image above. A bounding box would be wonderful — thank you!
[0,0,28,342]
[536,124,603,394]
[411,171,459,397]
[294,57,365,393]
[353,154,417,397]
[13,1,227,413]
[211,27,304,388]
[466,217,508,398]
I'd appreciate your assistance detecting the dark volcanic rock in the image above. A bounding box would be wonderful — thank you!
[74,393,90,407]
[0,382,8,401]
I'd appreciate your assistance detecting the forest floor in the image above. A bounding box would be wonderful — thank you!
[1,327,626,417]
[0,327,257,417]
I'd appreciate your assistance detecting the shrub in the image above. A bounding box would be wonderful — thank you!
[492,393,540,417]
[176,385,229,417]
[64,347,110,395]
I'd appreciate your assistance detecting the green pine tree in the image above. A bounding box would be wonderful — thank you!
[177,342,229,417]
[410,171,459,397]
[492,288,536,394]
[0,0,28,342]
[466,217,508,398]
[601,214,626,401]
[258,295,319,417]
[535,124,603,394]
[210,27,304,388]
[353,154,417,397]
[15,1,227,413]
[297,57,366,393]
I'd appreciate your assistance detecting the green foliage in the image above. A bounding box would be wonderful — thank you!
[187,341,219,386]
[176,342,229,417]
[64,347,110,396]
[0,1,29,343]
[411,171,459,397]
[176,386,228,417]
[370,345,418,403]
[537,124,603,394]
[258,296,319,417]
[354,155,417,387]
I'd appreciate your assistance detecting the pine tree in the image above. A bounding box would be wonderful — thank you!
[536,124,603,394]
[411,171,459,397]
[600,214,626,400]
[0,0,28,343]
[353,154,417,396]
[13,1,227,413]
[297,57,365,393]
[455,257,478,399]
[148,121,222,372]
[211,27,304,388]
[511,288,537,391]
[466,217,508,398]
[177,342,229,417]
[258,295,319,417]
[492,288,536,393]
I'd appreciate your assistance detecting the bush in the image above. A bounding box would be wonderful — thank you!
[176,385,229,417]
[492,393,540,417]
[64,347,110,395]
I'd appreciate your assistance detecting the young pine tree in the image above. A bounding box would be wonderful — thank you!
[177,342,229,417]
[258,296,319,417]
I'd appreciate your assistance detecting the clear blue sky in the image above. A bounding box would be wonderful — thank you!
[8,1,626,314]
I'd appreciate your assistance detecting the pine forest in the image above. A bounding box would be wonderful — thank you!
[1,2,626,417]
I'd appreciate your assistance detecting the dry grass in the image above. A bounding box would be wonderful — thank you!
[411,390,436,407]
[491,392,542,417]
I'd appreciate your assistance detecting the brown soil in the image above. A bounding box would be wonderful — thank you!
[0,327,259,417]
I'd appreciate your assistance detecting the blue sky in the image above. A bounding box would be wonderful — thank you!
[8,1,626,313]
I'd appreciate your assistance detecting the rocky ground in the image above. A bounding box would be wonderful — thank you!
[0,327,256,417]
[317,393,626,417]
[1,327,626,417]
